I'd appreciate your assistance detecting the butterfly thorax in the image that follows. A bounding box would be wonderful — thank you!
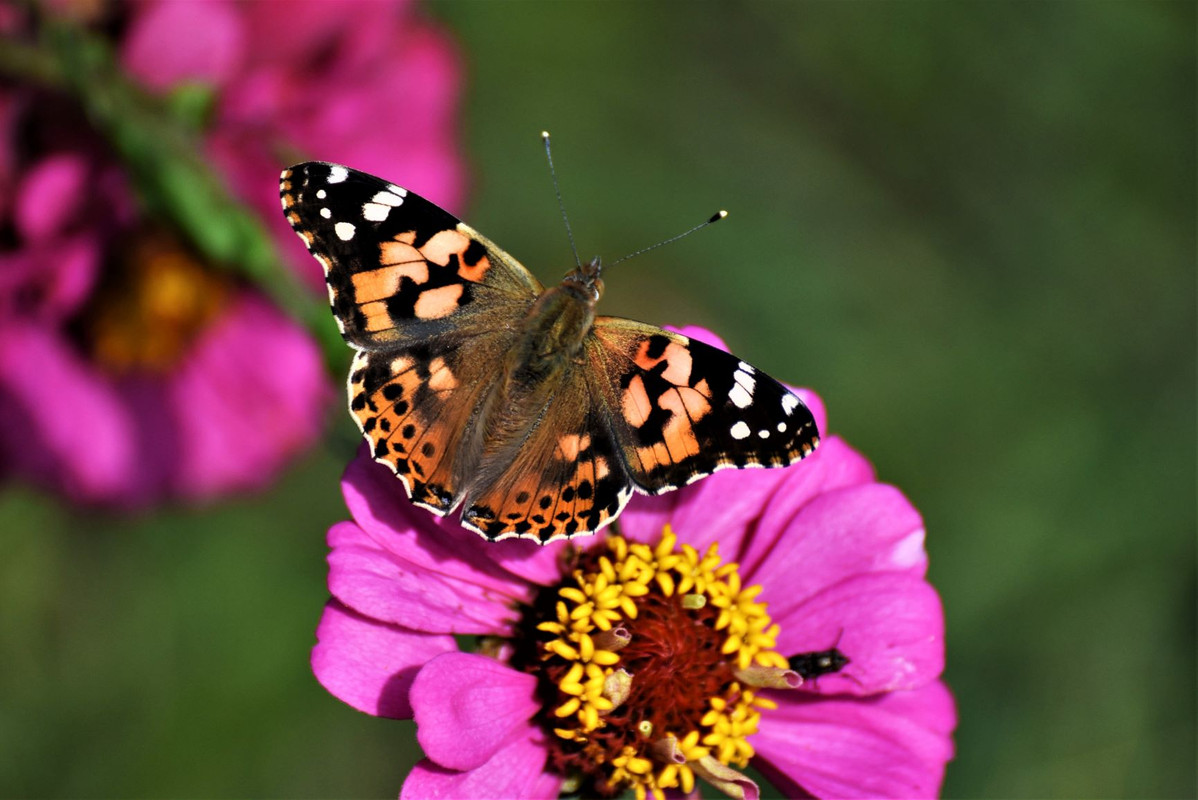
[513,263,602,377]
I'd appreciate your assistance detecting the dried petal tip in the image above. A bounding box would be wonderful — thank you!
[650,735,687,765]
[603,668,634,710]
[733,665,802,689]
[692,754,760,800]
[681,593,707,609]
[594,626,632,652]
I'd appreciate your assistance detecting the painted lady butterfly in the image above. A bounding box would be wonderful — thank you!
[280,160,819,544]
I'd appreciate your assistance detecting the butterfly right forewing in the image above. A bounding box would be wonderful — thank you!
[588,319,820,494]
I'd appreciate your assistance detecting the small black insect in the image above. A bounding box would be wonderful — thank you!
[788,631,857,690]
[788,646,850,680]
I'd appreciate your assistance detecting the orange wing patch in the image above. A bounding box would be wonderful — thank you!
[413,283,465,320]
[633,337,693,384]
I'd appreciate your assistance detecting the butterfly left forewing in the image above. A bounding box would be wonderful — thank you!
[589,318,820,493]
[280,162,541,350]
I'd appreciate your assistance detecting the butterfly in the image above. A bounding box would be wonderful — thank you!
[280,161,819,544]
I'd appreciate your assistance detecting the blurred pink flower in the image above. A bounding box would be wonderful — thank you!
[311,328,955,800]
[0,1,463,504]
[119,0,465,289]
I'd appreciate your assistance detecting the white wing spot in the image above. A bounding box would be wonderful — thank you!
[320,207,332,219]
[782,393,799,414]
[327,166,349,184]
[371,191,405,207]
[316,189,327,199]
[730,366,756,408]
[362,202,390,222]
[729,383,753,409]
[386,184,409,197]
[777,422,787,432]
[730,421,751,440]
[758,429,770,438]
[335,222,356,241]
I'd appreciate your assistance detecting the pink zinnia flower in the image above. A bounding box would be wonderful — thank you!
[312,328,955,799]
[0,135,329,504]
[0,1,462,505]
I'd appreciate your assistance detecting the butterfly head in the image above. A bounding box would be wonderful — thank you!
[560,256,605,304]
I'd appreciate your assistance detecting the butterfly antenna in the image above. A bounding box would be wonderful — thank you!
[542,131,582,269]
[607,209,728,269]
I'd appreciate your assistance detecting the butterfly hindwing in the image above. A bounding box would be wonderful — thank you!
[280,162,540,349]
[348,332,517,515]
[589,319,820,493]
[459,374,634,543]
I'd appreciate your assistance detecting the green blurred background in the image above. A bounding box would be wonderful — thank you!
[1,2,1193,797]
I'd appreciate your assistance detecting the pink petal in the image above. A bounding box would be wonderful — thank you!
[753,682,956,799]
[0,234,102,320]
[871,678,958,736]
[738,435,875,576]
[629,466,793,558]
[341,451,538,599]
[312,599,455,719]
[121,0,245,91]
[38,234,102,319]
[747,483,928,622]
[411,652,541,771]
[481,536,572,586]
[327,521,524,635]
[0,324,139,502]
[666,325,728,351]
[238,0,403,67]
[617,489,683,545]
[770,573,946,695]
[167,292,330,500]
[400,731,561,800]
[14,153,88,242]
